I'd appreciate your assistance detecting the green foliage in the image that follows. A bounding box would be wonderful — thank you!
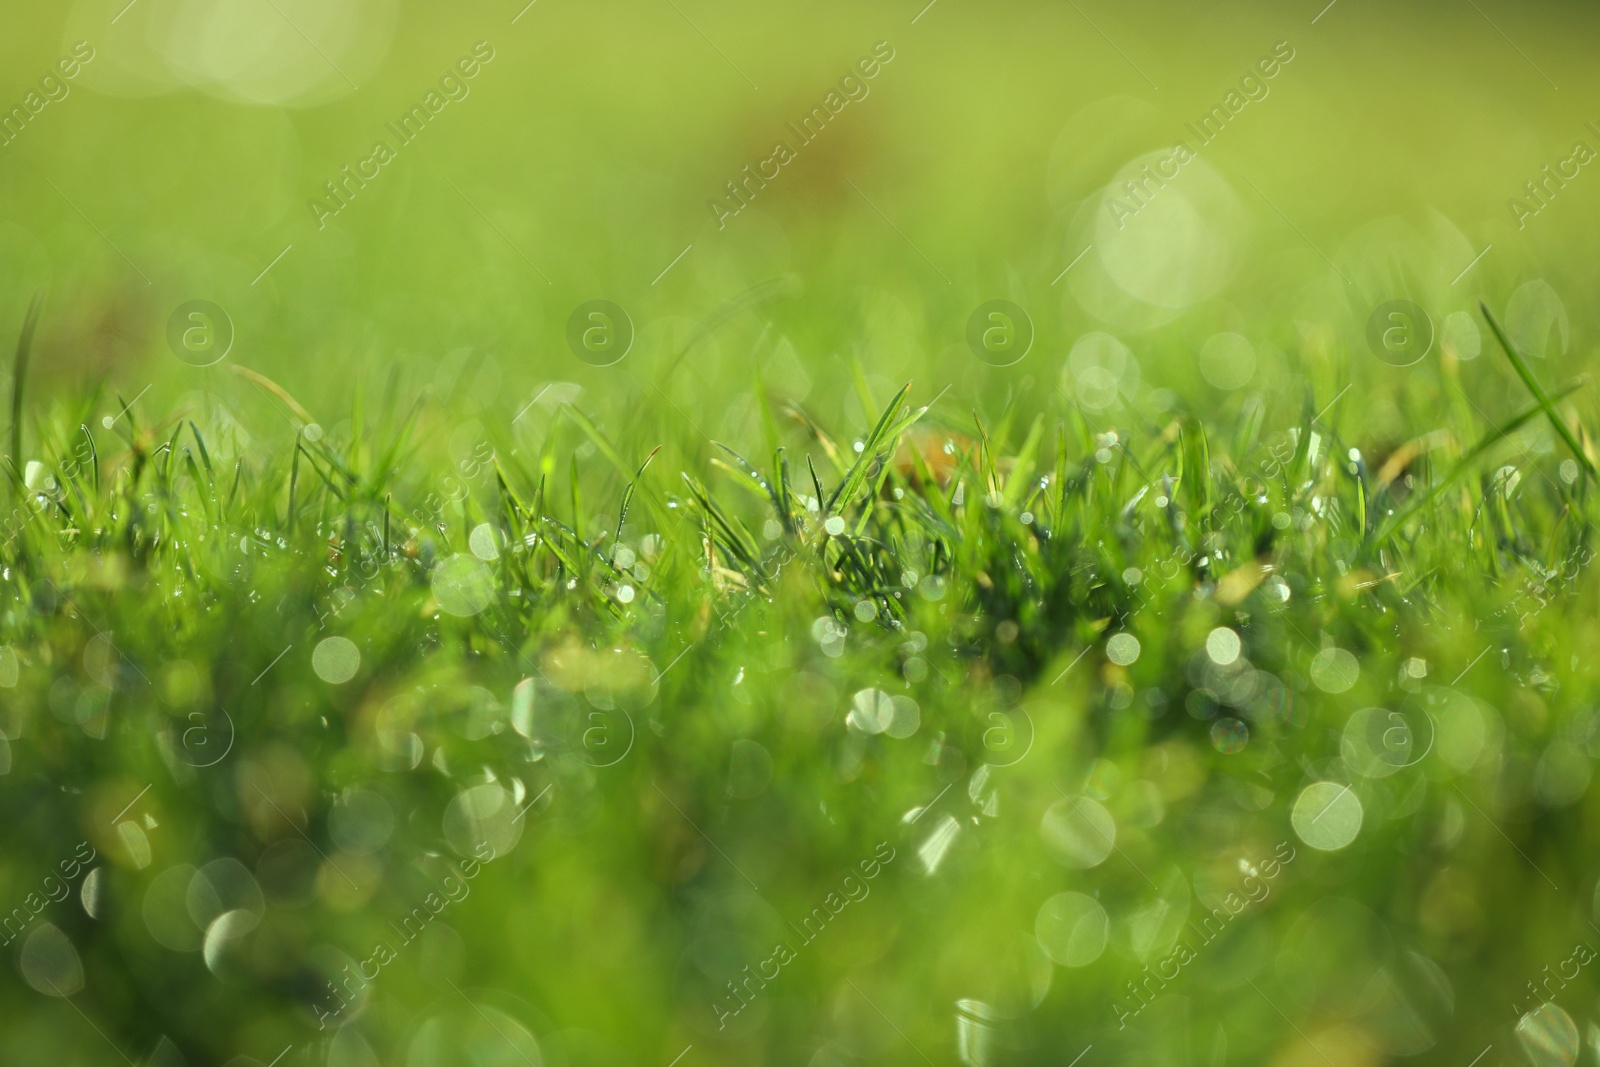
[1,301,1598,1066]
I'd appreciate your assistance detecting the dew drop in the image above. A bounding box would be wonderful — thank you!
[19,923,83,996]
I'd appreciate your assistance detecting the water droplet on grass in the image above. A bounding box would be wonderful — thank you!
[20,923,83,996]
[919,814,961,875]
[313,637,361,684]
[1041,796,1115,869]
[953,999,1001,1067]
[1310,647,1360,693]
[404,1003,542,1067]
[1292,781,1363,851]
[1442,310,1480,361]
[432,554,495,617]
[1341,706,1417,777]
[187,857,264,933]
[1199,332,1256,390]
[81,866,107,919]
[118,819,152,869]
[1517,1002,1578,1067]
[1534,741,1591,807]
[469,523,500,561]
[442,783,522,859]
[1107,632,1140,665]
[1034,891,1109,967]
[1206,627,1241,665]
[847,689,893,735]
[329,1026,382,1067]
[1095,152,1242,309]
[886,696,921,739]
[203,909,257,978]
[1210,717,1248,753]
[1066,333,1134,411]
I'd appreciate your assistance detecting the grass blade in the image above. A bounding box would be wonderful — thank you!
[10,292,43,494]
[1371,378,1587,544]
[1482,300,1598,480]
[826,382,916,515]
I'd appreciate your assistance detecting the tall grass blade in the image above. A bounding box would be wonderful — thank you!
[1482,300,1598,480]
[1371,378,1587,544]
[10,292,43,495]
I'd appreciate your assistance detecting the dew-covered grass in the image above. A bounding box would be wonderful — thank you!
[1,292,1599,1066]
[8,2,1600,1065]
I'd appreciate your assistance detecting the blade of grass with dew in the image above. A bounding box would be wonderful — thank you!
[826,383,918,516]
[1483,300,1599,481]
[1371,379,1587,545]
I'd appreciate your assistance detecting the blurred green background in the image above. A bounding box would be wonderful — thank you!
[2,0,1599,442]
[6,2,1600,1066]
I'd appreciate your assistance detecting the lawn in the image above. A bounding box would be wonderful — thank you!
[3,2,1600,1066]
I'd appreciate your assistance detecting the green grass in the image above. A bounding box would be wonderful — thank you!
[1,295,1598,1067]
[8,2,1600,1064]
